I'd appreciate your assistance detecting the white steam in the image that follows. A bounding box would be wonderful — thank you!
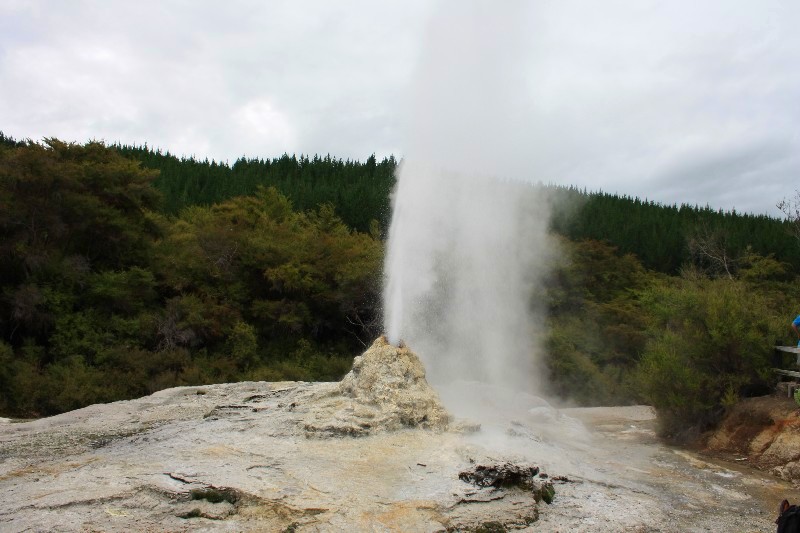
[383,0,552,397]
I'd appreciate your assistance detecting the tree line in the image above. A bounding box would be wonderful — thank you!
[116,141,799,275]
[113,143,396,235]
[549,187,800,274]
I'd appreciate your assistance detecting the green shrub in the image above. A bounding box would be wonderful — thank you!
[637,278,781,439]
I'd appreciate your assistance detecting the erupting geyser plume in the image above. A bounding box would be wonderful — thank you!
[383,1,552,399]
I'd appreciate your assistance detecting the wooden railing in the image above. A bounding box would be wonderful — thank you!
[773,346,800,397]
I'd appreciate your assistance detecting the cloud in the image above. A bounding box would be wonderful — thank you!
[506,1,800,214]
[233,98,296,155]
[0,0,798,213]
[0,0,428,162]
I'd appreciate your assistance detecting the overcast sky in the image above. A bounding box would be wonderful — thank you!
[1,0,798,215]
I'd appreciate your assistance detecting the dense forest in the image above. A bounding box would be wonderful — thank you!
[114,141,800,274]
[113,143,396,235]
[2,133,799,441]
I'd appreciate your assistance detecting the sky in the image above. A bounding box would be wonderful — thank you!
[1,0,799,215]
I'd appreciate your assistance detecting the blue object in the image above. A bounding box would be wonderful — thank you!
[793,315,800,328]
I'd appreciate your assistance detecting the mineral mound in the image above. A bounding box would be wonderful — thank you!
[304,335,451,437]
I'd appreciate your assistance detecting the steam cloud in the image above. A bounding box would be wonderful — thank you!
[383,0,552,397]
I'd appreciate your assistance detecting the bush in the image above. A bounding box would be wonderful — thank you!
[543,238,650,405]
[637,278,781,439]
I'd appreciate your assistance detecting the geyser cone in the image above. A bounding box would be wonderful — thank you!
[303,336,450,437]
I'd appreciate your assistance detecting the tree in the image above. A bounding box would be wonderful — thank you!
[777,191,800,245]
[0,139,161,347]
[687,225,738,280]
[543,238,650,405]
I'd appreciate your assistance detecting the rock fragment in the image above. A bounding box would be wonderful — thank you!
[459,462,555,504]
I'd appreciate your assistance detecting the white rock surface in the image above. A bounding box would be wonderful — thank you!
[1,340,798,531]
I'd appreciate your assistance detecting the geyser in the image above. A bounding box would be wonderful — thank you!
[382,1,551,398]
[384,164,549,393]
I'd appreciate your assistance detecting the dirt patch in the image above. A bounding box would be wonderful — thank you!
[702,394,800,476]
